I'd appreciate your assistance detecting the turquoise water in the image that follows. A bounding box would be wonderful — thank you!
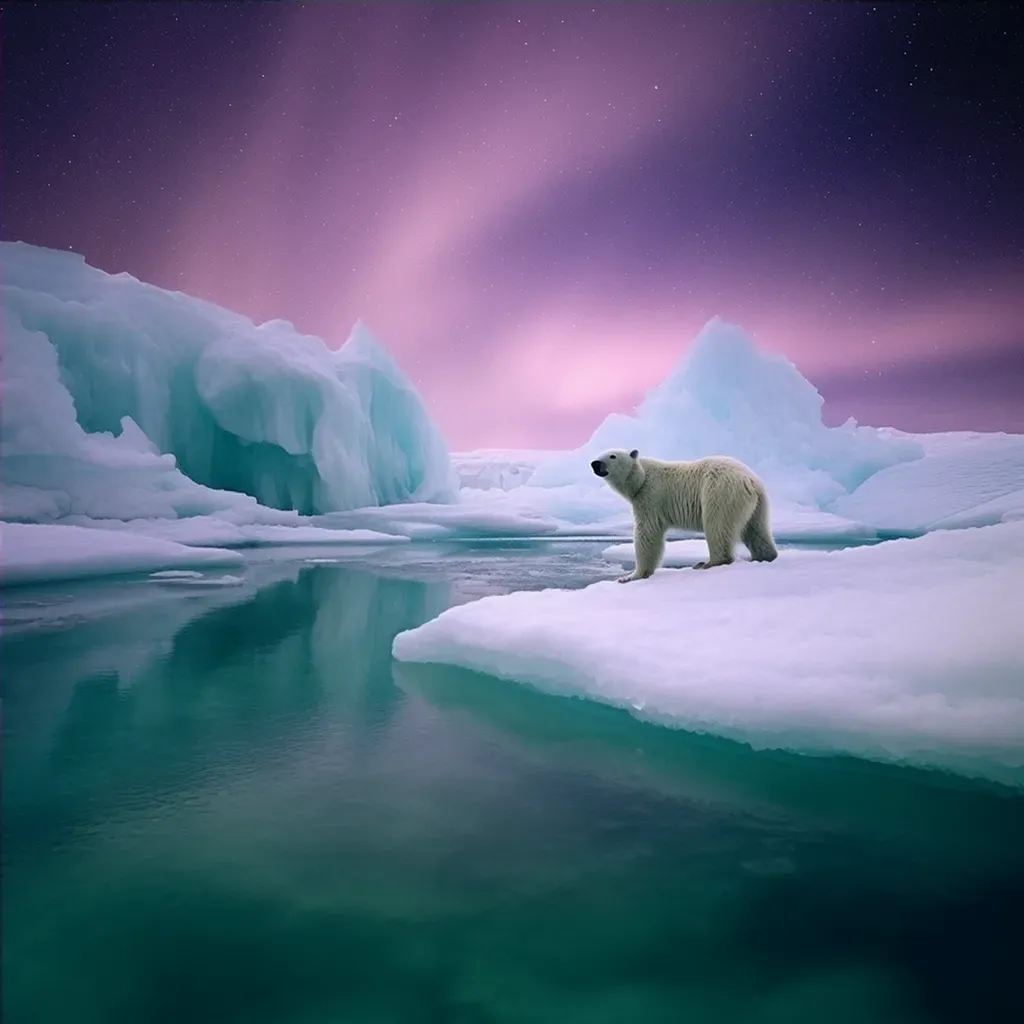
[3,544,1023,1024]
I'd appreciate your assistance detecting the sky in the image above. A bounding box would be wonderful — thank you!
[3,0,1022,449]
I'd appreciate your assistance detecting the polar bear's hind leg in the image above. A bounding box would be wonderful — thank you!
[694,478,756,569]
[742,491,779,562]
[694,518,739,569]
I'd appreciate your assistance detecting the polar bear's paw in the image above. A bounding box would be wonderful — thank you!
[693,558,732,570]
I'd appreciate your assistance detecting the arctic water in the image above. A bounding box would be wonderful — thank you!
[3,544,1023,1024]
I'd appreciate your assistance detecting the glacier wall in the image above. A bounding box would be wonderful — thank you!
[530,317,924,507]
[1,242,457,521]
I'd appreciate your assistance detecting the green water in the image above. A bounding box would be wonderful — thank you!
[3,544,1023,1024]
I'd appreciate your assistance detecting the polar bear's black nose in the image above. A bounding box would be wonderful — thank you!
[591,460,608,477]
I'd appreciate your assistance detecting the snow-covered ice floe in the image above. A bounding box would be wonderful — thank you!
[1,522,244,586]
[394,521,1024,783]
[313,501,566,541]
[0,518,407,587]
[58,515,408,550]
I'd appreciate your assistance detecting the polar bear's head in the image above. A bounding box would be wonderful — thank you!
[591,449,640,492]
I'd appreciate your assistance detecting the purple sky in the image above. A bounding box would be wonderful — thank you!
[4,1,1023,449]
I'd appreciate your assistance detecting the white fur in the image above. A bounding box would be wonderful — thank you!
[591,449,778,582]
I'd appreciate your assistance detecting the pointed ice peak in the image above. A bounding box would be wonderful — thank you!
[641,317,822,424]
[339,320,401,373]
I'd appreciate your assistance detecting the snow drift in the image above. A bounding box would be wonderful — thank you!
[1,242,456,522]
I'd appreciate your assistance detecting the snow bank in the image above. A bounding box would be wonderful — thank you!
[601,537,922,568]
[1,522,244,586]
[602,518,878,567]
[57,515,409,550]
[450,430,1024,541]
[832,431,1024,534]
[315,501,582,540]
[1,241,456,522]
[601,538,713,568]
[451,449,550,490]
[453,475,882,544]
[394,521,1024,781]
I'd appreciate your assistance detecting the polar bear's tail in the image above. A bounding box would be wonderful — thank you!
[742,488,779,562]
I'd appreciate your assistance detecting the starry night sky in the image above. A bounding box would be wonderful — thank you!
[3,1,1022,448]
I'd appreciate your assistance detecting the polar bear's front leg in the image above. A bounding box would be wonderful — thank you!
[618,523,665,583]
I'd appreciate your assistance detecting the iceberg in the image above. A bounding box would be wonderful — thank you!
[450,319,943,542]
[394,520,1024,782]
[1,242,456,523]
[454,319,1024,541]
[527,318,925,508]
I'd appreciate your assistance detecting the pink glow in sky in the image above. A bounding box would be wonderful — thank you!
[5,2,1022,448]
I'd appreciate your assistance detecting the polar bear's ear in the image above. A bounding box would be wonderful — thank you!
[629,449,639,459]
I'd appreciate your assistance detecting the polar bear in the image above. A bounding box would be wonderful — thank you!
[591,449,778,582]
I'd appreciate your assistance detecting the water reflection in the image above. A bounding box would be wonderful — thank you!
[395,660,1024,868]
[3,563,449,851]
[3,556,1024,1024]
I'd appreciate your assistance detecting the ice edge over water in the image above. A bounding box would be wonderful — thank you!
[394,521,1024,784]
